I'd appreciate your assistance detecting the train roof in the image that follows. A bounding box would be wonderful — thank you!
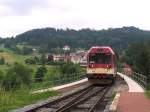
[87,46,115,55]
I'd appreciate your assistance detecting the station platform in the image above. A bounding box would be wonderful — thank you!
[117,72,144,92]
[117,92,150,112]
[32,78,88,93]
[116,73,150,112]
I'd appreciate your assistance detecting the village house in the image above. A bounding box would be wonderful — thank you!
[63,45,70,51]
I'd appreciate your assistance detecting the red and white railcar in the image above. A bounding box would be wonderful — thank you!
[86,46,117,80]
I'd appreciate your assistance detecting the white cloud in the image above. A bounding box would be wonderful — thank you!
[0,0,49,15]
[0,0,150,37]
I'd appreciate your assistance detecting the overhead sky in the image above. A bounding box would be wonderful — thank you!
[0,0,150,37]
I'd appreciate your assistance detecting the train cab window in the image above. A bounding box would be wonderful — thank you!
[89,53,111,64]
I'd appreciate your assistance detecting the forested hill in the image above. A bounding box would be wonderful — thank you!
[14,26,150,52]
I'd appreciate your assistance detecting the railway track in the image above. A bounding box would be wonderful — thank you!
[26,84,111,112]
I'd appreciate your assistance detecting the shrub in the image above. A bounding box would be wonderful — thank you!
[2,63,33,91]
[22,47,32,55]
[0,70,4,84]
[44,67,60,81]
[0,49,4,52]
[0,58,5,65]
[60,62,82,75]
[47,61,65,66]
[40,53,46,65]
[35,66,47,82]
[25,58,36,64]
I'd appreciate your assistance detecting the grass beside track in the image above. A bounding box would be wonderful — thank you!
[146,91,150,99]
[0,88,58,112]
[145,83,150,99]
[109,92,116,101]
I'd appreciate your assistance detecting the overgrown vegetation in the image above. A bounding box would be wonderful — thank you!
[0,61,84,111]
[0,88,58,112]
[122,41,150,81]
[2,63,33,91]
[145,83,150,99]
[0,62,84,91]
[35,66,47,82]
[0,46,33,65]
[109,92,116,101]
[32,62,85,90]
[0,57,5,65]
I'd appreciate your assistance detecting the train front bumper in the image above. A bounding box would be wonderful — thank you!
[86,73,114,79]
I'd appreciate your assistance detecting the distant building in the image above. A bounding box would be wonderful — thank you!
[76,50,87,58]
[80,59,87,67]
[63,45,70,51]
[52,49,87,64]
[78,51,87,67]
[63,56,71,62]
[32,48,37,51]
[53,55,71,62]
[71,55,80,64]
[53,55,63,62]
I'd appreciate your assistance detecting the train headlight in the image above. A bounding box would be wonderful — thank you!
[89,64,95,68]
[107,64,112,69]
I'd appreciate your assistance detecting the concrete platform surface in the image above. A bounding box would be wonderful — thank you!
[32,78,88,93]
[117,92,150,112]
[117,72,144,92]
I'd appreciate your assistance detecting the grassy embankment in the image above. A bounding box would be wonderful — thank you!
[0,46,53,72]
[0,88,58,112]
[0,47,83,90]
[0,47,32,71]
[0,46,85,111]
[0,47,57,90]
[109,92,117,101]
[0,47,59,112]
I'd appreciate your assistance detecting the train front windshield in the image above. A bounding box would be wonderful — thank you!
[89,53,111,64]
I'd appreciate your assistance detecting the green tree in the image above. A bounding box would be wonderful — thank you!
[34,56,40,64]
[22,46,32,55]
[40,53,46,65]
[0,70,4,85]
[124,42,150,80]
[60,62,82,75]
[35,66,47,82]
[13,26,150,53]
[25,58,36,64]
[2,63,33,91]
[0,57,5,65]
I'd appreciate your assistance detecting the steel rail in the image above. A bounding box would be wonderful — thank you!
[57,86,107,112]
[54,85,94,112]
[88,86,110,112]
[26,85,93,112]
